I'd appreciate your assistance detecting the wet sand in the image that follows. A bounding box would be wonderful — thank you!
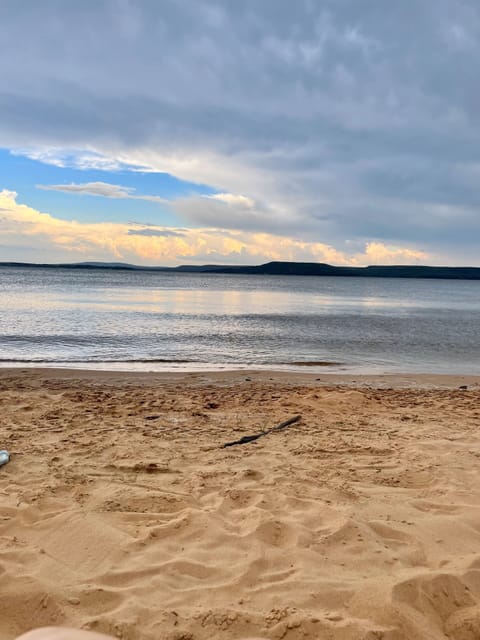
[1,368,480,640]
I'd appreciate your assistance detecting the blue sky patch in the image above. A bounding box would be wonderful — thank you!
[0,148,216,226]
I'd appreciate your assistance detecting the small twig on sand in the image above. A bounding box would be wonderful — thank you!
[222,414,302,448]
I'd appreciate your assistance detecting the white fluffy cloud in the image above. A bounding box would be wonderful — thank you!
[205,193,255,208]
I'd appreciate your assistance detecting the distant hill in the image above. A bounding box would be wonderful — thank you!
[1,260,480,279]
[209,261,480,279]
[0,261,170,271]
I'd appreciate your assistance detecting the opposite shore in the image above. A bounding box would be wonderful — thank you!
[3,260,480,279]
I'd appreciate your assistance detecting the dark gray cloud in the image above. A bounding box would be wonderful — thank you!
[1,1,480,261]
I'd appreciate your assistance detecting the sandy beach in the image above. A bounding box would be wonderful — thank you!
[1,368,480,640]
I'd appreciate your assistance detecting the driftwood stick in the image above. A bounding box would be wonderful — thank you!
[222,414,301,448]
[270,414,302,432]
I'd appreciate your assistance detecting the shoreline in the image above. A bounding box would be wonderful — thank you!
[0,366,479,389]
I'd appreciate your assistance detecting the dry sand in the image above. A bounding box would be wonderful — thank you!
[1,368,480,640]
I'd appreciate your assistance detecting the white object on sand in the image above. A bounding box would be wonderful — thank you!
[0,450,10,466]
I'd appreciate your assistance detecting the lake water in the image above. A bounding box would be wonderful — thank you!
[1,266,480,374]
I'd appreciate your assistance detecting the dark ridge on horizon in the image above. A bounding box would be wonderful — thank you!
[1,260,480,280]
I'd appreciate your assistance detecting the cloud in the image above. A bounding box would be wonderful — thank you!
[11,148,137,171]
[0,189,430,266]
[1,2,480,262]
[127,228,185,237]
[360,242,427,265]
[37,181,168,203]
[204,193,255,208]
[174,191,298,234]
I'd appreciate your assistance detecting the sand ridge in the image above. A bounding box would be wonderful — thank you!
[1,369,480,639]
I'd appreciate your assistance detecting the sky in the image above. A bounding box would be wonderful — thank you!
[1,0,479,266]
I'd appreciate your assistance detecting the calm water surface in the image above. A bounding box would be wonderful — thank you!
[1,266,480,373]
